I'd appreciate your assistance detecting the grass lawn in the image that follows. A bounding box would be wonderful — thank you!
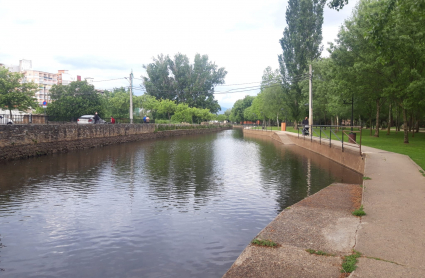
[249,125,425,170]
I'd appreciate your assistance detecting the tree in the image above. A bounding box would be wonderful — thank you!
[366,0,425,143]
[101,87,132,119]
[157,99,177,120]
[47,81,103,121]
[143,53,227,113]
[261,67,287,126]
[278,0,326,128]
[171,103,194,123]
[0,68,38,118]
[229,96,255,123]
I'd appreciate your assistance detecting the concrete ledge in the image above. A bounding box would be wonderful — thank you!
[223,244,342,278]
[223,183,362,278]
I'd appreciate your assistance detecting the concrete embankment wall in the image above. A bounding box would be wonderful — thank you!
[0,124,230,162]
[243,129,364,174]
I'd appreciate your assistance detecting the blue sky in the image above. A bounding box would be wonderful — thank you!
[0,0,357,110]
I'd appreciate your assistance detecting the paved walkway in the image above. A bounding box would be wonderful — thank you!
[224,130,425,277]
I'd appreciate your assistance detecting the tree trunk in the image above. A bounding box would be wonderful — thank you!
[9,109,12,119]
[294,120,298,130]
[395,104,399,133]
[403,108,409,144]
[415,107,420,133]
[374,99,380,137]
[412,114,415,138]
[336,115,339,131]
[276,113,279,127]
[370,118,372,136]
[387,103,391,135]
[409,112,413,132]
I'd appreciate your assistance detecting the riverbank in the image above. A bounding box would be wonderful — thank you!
[0,124,231,162]
[224,129,425,277]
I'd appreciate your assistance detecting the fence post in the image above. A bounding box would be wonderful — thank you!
[342,127,344,152]
[330,128,331,147]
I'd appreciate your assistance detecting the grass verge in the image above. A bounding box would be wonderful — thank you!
[282,127,425,170]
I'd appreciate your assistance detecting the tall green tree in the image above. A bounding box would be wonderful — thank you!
[47,81,103,121]
[143,53,227,113]
[261,67,287,126]
[278,0,326,128]
[0,68,38,118]
[366,0,425,143]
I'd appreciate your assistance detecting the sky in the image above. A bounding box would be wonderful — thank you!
[0,0,357,110]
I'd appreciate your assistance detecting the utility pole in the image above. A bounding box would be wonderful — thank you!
[130,70,133,124]
[308,64,313,134]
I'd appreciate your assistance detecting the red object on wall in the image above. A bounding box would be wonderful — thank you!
[77,75,81,81]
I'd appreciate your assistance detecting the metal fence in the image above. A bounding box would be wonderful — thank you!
[297,125,363,155]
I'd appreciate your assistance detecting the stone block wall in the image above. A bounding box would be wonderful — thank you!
[0,124,230,162]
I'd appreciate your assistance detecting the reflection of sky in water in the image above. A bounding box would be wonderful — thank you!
[0,129,361,278]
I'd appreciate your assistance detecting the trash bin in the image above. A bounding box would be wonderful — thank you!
[281,122,286,131]
[348,132,356,144]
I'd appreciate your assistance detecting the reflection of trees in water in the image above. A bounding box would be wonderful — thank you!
[243,134,362,213]
[143,134,221,208]
[0,143,141,209]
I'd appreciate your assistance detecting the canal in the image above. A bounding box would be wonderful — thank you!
[0,129,361,278]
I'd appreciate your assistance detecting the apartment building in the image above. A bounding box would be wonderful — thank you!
[2,59,96,106]
[23,69,58,105]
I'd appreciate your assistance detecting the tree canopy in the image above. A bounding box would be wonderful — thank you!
[279,0,326,127]
[142,53,227,113]
[47,81,104,121]
[0,68,38,117]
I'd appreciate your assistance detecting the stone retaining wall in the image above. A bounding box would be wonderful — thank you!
[0,124,230,162]
[243,129,365,174]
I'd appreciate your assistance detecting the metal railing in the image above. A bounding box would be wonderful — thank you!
[297,125,362,155]
[242,123,280,132]
[0,114,26,124]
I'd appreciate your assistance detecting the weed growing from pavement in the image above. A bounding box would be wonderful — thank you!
[306,249,334,256]
[251,239,277,247]
[420,170,425,177]
[352,205,366,216]
[362,176,372,180]
[341,251,362,273]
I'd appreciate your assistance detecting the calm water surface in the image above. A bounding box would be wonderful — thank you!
[0,129,361,278]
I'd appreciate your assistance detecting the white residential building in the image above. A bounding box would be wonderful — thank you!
[1,60,96,105]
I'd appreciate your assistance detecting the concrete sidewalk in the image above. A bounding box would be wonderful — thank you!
[281,131,425,276]
[225,130,425,277]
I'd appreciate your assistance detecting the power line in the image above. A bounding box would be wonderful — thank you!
[92,77,126,82]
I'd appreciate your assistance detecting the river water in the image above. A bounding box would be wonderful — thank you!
[0,129,361,278]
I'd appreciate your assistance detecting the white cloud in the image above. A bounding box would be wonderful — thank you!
[0,0,357,108]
